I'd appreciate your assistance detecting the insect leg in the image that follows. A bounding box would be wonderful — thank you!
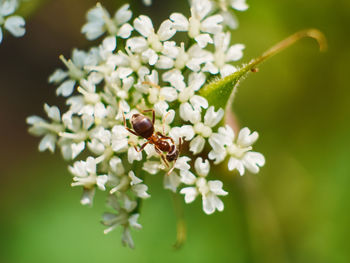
[156,131,175,144]
[121,109,139,136]
[134,141,150,152]
[154,146,170,168]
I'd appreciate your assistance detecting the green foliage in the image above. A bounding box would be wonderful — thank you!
[199,62,254,110]
[200,29,327,111]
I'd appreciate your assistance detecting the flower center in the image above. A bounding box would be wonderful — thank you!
[148,87,160,104]
[60,56,85,80]
[188,16,201,38]
[78,87,100,104]
[196,177,209,195]
[148,32,163,52]
[130,55,141,71]
[178,87,194,102]
[194,122,212,138]
[214,50,226,68]
[174,44,189,69]
[227,144,252,158]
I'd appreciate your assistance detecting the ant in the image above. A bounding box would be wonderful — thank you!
[122,108,182,175]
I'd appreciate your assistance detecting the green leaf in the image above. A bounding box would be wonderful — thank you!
[199,29,327,111]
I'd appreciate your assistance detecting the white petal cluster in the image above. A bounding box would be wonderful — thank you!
[213,0,249,29]
[180,158,228,214]
[0,0,27,44]
[209,125,265,175]
[27,0,263,248]
[102,194,142,248]
[81,3,133,40]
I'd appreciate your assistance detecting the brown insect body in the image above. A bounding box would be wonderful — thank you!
[166,145,179,162]
[123,109,181,173]
[131,114,154,139]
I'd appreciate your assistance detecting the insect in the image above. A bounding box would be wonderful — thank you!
[122,108,182,175]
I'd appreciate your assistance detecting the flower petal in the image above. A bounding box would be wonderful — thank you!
[189,135,206,155]
[56,80,76,97]
[208,180,228,196]
[242,152,265,174]
[164,172,181,192]
[4,16,25,37]
[38,134,56,152]
[237,127,259,147]
[194,157,210,177]
[134,15,154,37]
[114,4,132,25]
[180,187,198,203]
[80,188,96,206]
[158,19,176,41]
[180,170,197,185]
[170,13,189,31]
[228,156,245,175]
[204,106,224,127]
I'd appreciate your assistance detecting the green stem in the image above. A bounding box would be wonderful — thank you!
[171,193,186,249]
[199,29,327,112]
[247,28,327,71]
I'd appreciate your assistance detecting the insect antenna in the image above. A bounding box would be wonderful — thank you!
[162,111,172,135]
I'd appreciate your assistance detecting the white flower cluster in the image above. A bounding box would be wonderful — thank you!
[27,0,264,248]
[0,0,27,44]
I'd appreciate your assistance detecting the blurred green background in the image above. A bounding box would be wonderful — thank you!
[1,0,349,262]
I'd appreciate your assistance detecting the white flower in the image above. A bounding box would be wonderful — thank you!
[26,104,64,153]
[215,0,249,29]
[184,106,224,155]
[69,157,108,205]
[178,73,208,124]
[171,43,212,72]
[142,70,178,116]
[81,3,133,40]
[56,111,91,160]
[142,160,162,175]
[102,194,141,248]
[133,16,176,50]
[127,15,176,65]
[111,125,129,153]
[180,157,228,214]
[174,156,191,171]
[4,15,25,35]
[128,171,151,199]
[203,32,245,77]
[170,0,223,47]
[49,49,99,97]
[0,0,26,44]
[109,156,125,176]
[113,47,150,77]
[169,125,195,144]
[164,171,181,192]
[209,125,265,175]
